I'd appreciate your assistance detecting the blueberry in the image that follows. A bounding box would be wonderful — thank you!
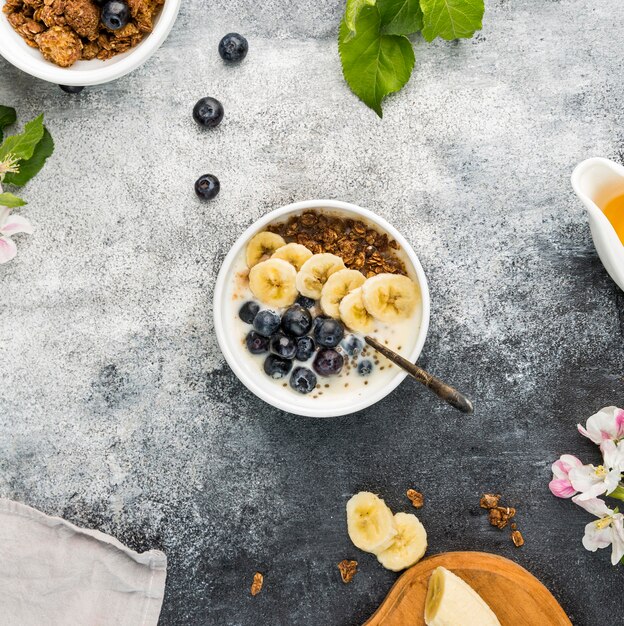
[295,336,316,361]
[264,354,292,379]
[270,332,297,360]
[314,317,344,348]
[253,310,280,337]
[342,335,363,356]
[59,85,84,94]
[289,367,317,394]
[358,359,374,376]
[218,33,249,62]
[195,174,220,200]
[281,305,312,337]
[101,0,129,30]
[313,349,344,377]
[312,314,330,334]
[246,331,269,354]
[239,301,259,324]
[192,97,224,128]
[296,295,316,309]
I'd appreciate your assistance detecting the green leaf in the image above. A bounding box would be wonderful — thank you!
[0,114,44,162]
[0,106,16,143]
[345,0,377,36]
[0,192,27,207]
[339,6,415,117]
[420,0,484,41]
[4,127,54,187]
[378,0,423,35]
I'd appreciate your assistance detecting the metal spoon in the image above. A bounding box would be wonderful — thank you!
[364,336,474,414]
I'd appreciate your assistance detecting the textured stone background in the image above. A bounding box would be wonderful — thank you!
[1,0,623,624]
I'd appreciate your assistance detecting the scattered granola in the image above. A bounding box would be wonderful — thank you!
[250,571,263,596]
[338,559,358,583]
[488,506,516,529]
[3,0,163,66]
[267,210,406,277]
[511,530,525,547]
[406,488,424,509]
[479,493,500,510]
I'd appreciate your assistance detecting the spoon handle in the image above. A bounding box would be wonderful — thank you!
[364,336,474,414]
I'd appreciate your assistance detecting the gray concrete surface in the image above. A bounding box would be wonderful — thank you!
[1,0,623,624]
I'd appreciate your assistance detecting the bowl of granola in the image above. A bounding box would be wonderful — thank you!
[0,0,180,85]
[213,200,431,418]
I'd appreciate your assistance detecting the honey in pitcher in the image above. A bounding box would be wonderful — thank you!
[600,192,624,244]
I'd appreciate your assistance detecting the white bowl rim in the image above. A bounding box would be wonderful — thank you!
[213,199,431,418]
[0,0,181,85]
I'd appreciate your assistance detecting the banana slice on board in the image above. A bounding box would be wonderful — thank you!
[271,243,313,271]
[425,566,501,626]
[296,253,346,300]
[248,258,298,307]
[246,232,286,268]
[338,287,375,334]
[346,492,397,555]
[376,512,427,572]
[361,273,420,323]
[320,269,366,318]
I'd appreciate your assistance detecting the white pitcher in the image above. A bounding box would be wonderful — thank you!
[571,157,624,291]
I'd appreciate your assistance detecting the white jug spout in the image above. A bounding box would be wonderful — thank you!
[571,157,624,292]
[571,157,624,213]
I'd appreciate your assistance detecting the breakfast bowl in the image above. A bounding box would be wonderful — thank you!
[213,200,431,418]
[0,0,181,86]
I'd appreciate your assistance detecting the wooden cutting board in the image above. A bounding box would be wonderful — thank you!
[365,551,571,626]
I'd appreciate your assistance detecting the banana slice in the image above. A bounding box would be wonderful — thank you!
[376,512,427,572]
[246,232,286,268]
[361,273,420,323]
[339,287,374,334]
[296,254,346,300]
[271,243,313,271]
[320,269,366,318]
[248,258,298,307]
[425,567,501,626]
[346,491,397,555]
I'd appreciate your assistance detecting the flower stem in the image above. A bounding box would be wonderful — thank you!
[609,485,624,502]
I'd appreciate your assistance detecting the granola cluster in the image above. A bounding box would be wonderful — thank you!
[3,0,163,66]
[267,210,407,277]
[337,559,358,583]
[480,493,524,547]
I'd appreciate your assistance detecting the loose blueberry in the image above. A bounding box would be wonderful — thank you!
[218,32,249,62]
[253,310,281,337]
[314,317,345,348]
[59,85,84,94]
[295,336,316,361]
[270,332,297,360]
[195,174,220,200]
[358,359,374,376]
[296,295,316,309]
[281,305,312,337]
[192,97,224,128]
[239,301,259,324]
[264,354,292,379]
[101,0,129,30]
[342,335,363,356]
[245,331,269,354]
[313,349,344,377]
[289,367,317,394]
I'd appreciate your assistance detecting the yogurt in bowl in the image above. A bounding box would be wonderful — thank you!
[213,200,430,418]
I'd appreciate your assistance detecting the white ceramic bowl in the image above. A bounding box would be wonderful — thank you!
[213,200,431,418]
[0,0,181,85]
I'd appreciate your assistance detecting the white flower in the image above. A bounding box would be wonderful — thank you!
[573,496,624,565]
[578,406,624,447]
[568,462,621,501]
[0,205,33,264]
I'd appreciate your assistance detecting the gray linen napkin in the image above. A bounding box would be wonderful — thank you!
[0,499,167,626]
